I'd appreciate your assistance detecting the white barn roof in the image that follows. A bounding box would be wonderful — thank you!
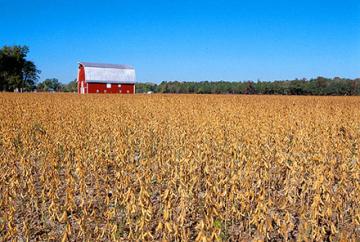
[79,62,135,84]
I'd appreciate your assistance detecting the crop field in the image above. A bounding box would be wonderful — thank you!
[0,93,359,241]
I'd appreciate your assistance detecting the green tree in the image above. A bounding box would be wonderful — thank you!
[0,45,40,91]
[37,78,63,92]
[64,79,78,92]
[136,82,157,93]
[151,79,360,95]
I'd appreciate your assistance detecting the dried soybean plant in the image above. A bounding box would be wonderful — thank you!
[0,93,359,241]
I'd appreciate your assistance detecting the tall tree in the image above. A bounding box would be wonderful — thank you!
[0,45,40,91]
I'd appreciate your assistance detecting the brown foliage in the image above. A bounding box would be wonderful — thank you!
[0,93,359,241]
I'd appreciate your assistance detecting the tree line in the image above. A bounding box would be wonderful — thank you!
[37,78,77,92]
[1,45,359,95]
[137,78,360,95]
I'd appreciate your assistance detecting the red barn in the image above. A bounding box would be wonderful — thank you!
[77,62,136,94]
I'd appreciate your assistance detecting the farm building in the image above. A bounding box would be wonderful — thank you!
[77,62,136,94]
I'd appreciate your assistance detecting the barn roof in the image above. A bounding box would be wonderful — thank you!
[79,62,136,84]
[79,62,134,70]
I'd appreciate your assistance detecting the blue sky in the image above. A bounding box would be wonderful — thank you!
[1,0,360,83]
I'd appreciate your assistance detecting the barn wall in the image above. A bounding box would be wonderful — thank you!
[121,84,135,94]
[77,66,86,93]
[87,83,134,94]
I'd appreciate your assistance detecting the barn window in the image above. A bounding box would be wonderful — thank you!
[118,84,121,87]
[96,89,99,93]
[127,90,129,93]
[106,83,111,88]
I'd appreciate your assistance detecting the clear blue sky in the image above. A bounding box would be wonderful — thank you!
[1,0,359,83]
